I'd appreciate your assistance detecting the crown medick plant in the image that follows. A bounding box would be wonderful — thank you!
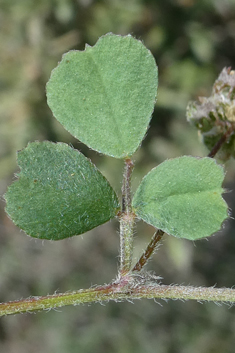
[2,33,235,317]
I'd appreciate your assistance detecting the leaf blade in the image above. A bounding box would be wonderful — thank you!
[5,142,119,240]
[132,156,228,240]
[46,33,158,158]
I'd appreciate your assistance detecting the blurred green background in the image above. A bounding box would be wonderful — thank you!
[1,0,235,352]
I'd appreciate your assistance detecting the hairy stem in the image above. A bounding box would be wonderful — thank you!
[207,125,234,158]
[121,158,134,213]
[1,283,235,316]
[119,158,135,275]
[132,230,164,272]
[119,212,135,274]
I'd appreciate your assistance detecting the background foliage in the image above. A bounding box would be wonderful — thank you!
[1,0,235,352]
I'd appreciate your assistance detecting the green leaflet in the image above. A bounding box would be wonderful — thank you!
[46,33,158,158]
[5,142,119,240]
[132,156,228,240]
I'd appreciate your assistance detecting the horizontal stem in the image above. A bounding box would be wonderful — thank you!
[1,283,235,316]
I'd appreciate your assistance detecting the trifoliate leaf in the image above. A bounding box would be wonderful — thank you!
[46,33,158,158]
[5,142,119,240]
[132,156,228,240]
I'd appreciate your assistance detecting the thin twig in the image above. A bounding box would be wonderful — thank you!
[207,125,234,158]
[132,230,164,272]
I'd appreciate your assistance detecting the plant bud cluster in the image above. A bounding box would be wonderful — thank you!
[187,67,235,160]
